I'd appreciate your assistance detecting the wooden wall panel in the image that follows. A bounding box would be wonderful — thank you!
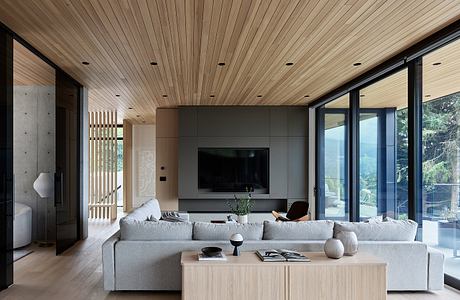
[123,120,133,212]
[156,109,178,210]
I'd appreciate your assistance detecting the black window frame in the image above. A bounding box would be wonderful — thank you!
[310,19,460,289]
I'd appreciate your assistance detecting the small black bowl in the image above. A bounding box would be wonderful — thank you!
[201,247,222,257]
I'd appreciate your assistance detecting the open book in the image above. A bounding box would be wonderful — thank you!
[256,249,311,262]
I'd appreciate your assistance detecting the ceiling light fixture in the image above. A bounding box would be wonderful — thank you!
[82,61,90,65]
[217,62,225,66]
[353,62,362,66]
[128,107,133,110]
[115,94,120,97]
[150,62,158,65]
[257,95,262,98]
[162,95,168,97]
[210,95,215,98]
[285,62,294,66]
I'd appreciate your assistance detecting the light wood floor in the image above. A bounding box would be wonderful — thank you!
[1,214,459,300]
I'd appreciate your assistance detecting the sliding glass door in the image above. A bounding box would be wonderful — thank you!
[422,38,460,283]
[317,69,408,222]
[55,70,80,255]
[317,95,349,220]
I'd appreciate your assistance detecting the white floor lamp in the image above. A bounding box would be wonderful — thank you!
[33,172,54,247]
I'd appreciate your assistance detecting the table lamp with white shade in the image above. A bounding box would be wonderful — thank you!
[33,172,54,247]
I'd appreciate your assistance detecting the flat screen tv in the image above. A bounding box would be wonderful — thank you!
[198,148,269,193]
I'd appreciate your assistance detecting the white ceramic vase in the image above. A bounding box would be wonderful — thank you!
[324,238,344,259]
[336,231,358,256]
[238,214,248,224]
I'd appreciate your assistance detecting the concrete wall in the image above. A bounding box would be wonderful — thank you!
[132,124,156,208]
[13,85,55,241]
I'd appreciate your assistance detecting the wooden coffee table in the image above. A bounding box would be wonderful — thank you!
[181,251,387,300]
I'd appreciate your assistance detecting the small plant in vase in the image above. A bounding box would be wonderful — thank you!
[228,190,254,224]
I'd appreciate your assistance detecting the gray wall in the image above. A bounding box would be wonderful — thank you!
[178,106,308,212]
[13,85,55,241]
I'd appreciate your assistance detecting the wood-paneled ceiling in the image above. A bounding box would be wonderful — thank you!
[325,37,460,110]
[0,0,459,123]
[14,41,55,86]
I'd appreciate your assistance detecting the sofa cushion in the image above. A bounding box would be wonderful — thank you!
[334,220,418,241]
[120,219,193,241]
[263,220,334,240]
[193,222,264,240]
[125,199,161,221]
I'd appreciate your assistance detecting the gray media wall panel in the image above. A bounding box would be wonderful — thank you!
[178,106,307,212]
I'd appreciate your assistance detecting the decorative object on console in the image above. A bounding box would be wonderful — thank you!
[230,233,244,256]
[201,247,223,257]
[33,172,54,247]
[228,190,253,224]
[336,231,358,256]
[324,238,344,259]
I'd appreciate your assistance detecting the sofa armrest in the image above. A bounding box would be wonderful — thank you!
[427,247,444,290]
[102,230,120,291]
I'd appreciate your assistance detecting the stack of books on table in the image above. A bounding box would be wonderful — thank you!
[256,249,311,262]
[198,253,227,261]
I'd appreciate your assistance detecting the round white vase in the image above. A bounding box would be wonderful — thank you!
[324,238,344,259]
[336,231,358,256]
[237,215,248,224]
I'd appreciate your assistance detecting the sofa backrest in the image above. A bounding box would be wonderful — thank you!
[263,220,334,240]
[193,222,264,240]
[124,199,161,221]
[334,219,418,241]
[120,219,193,241]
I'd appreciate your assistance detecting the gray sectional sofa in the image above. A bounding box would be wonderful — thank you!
[103,200,444,292]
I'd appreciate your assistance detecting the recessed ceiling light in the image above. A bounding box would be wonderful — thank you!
[425,94,431,97]
[285,62,294,66]
[257,95,263,98]
[353,62,362,66]
[217,62,225,66]
[82,61,90,65]
[432,62,441,66]
[162,95,168,97]
[150,62,158,66]
[304,95,310,98]
[115,94,120,97]
[210,95,215,98]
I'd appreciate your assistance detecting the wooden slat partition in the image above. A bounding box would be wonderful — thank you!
[88,111,118,220]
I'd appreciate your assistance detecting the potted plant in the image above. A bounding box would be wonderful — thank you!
[228,191,253,224]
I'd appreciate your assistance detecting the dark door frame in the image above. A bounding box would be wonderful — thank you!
[0,22,84,291]
[0,27,13,291]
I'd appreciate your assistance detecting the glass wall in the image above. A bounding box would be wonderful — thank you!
[317,94,349,220]
[359,69,409,220]
[314,26,460,289]
[422,38,460,281]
